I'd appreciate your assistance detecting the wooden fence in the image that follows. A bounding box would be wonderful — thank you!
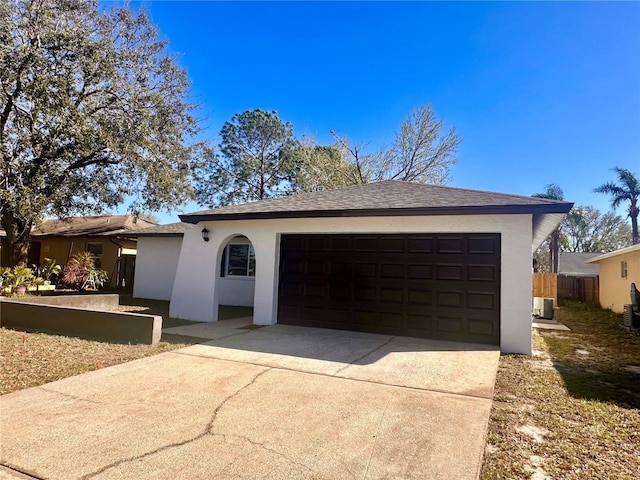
[557,275,600,305]
[532,272,558,304]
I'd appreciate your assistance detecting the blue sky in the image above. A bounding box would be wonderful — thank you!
[116,1,639,224]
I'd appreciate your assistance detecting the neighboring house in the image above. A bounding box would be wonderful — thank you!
[169,180,572,354]
[2,215,156,289]
[586,244,640,313]
[125,222,190,301]
[558,252,600,277]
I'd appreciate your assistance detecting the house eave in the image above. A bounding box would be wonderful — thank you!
[586,243,640,263]
[180,203,573,224]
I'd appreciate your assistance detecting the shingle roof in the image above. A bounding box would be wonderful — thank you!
[180,180,573,223]
[31,215,157,237]
[120,222,190,237]
[558,252,600,276]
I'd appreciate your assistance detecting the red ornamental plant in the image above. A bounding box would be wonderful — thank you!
[60,252,107,290]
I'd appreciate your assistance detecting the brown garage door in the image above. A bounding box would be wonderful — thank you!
[278,233,500,345]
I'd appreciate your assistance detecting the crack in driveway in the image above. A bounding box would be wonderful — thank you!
[37,386,103,405]
[211,433,314,475]
[80,367,271,479]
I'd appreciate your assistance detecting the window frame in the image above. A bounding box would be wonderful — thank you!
[86,242,103,269]
[221,242,256,278]
[621,260,628,279]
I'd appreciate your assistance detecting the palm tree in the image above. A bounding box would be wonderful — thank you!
[595,167,639,245]
[533,184,565,273]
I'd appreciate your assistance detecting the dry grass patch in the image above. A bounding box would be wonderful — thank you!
[0,328,196,395]
[1,296,254,396]
[481,302,640,480]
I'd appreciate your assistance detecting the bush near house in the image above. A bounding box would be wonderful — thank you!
[59,252,109,290]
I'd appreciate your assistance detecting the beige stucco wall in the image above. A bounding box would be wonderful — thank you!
[170,214,535,354]
[595,248,640,313]
[32,236,137,288]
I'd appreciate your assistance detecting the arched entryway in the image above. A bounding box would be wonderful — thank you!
[217,235,256,308]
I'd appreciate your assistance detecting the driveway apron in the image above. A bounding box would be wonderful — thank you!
[1,321,499,480]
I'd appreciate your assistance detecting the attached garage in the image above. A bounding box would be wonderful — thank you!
[171,180,573,354]
[278,233,500,345]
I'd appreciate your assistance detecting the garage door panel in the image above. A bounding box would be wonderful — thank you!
[436,264,464,281]
[329,262,349,275]
[354,262,377,277]
[381,237,405,252]
[467,291,497,310]
[378,311,403,328]
[436,237,465,254]
[436,316,464,334]
[328,236,351,252]
[436,291,464,308]
[354,236,379,252]
[328,285,350,300]
[467,318,496,336]
[380,287,403,304]
[354,286,376,302]
[380,263,404,278]
[468,236,499,254]
[467,264,497,282]
[407,237,434,253]
[283,237,305,251]
[278,233,500,345]
[408,288,433,306]
[407,264,433,280]
[352,310,375,325]
[306,260,326,275]
[304,283,326,297]
[281,282,302,297]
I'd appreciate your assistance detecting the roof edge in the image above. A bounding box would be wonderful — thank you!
[586,243,640,263]
[180,203,573,224]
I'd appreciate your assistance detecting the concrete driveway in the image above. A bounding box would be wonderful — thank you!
[1,318,500,480]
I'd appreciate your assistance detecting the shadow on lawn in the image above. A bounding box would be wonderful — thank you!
[552,362,640,409]
[543,301,640,410]
[117,294,254,327]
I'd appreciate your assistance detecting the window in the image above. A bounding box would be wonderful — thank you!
[621,261,628,279]
[221,243,255,277]
[86,242,103,269]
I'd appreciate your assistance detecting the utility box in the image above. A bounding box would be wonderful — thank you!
[533,297,555,320]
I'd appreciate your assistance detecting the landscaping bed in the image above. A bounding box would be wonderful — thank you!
[481,302,640,480]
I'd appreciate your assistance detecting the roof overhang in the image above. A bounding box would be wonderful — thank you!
[586,243,640,263]
[531,212,569,252]
[180,203,573,224]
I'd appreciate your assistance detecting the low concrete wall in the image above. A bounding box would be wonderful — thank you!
[0,298,161,345]
[12,294,120,311]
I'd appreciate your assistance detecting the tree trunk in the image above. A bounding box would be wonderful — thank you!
[632,214,638,245]
[0,207,32,266]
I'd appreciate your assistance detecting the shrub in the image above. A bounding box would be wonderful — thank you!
[60,252,109,290]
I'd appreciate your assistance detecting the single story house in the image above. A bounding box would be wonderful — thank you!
[558,252,600,277]
[1,215,156,289]
[169,181,572,354]
[586,244,640,313]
